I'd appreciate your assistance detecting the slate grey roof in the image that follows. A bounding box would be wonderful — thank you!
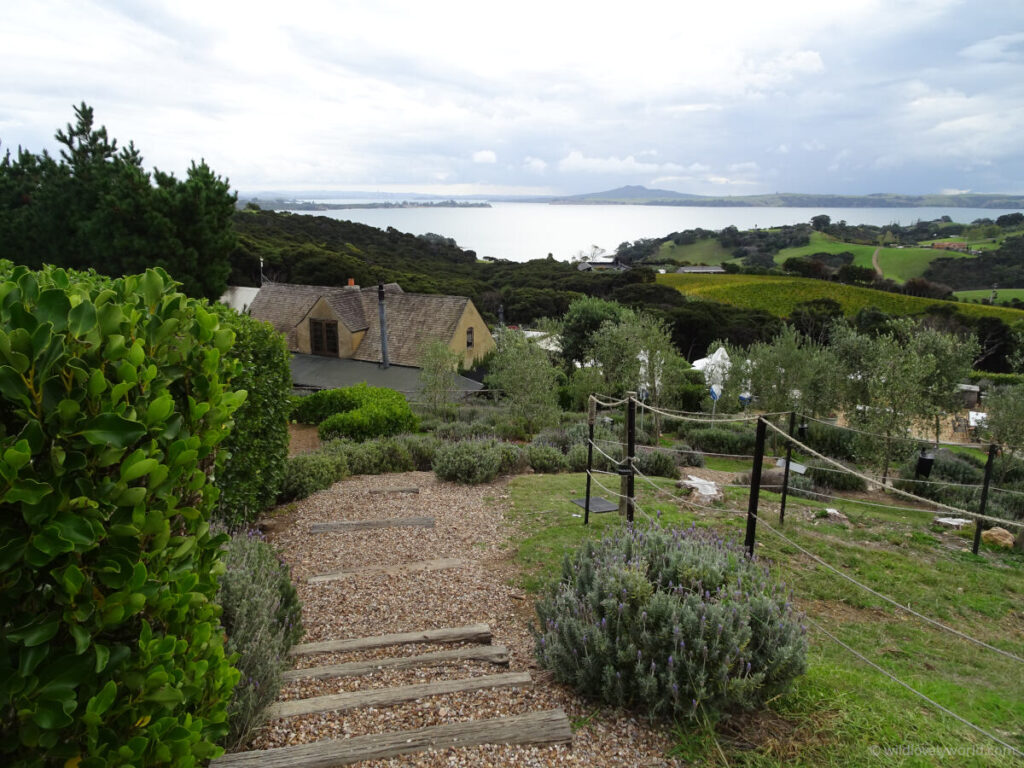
[289,354,482,394]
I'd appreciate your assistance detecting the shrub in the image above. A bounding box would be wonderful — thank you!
[328,438,415,476]
[217,532,303,749]
[681,425,757,456]
[0,265,244,765]
[292,387,361,423]
[676,444,706,468]
[214,309,292,529]
[278,450,347,502]
[567,442,590,472]
[293,384,417,441]
[534,525,807,721]
[527,444,570,474]
[318,386,418,442]
[394,433,441,471]
[433,439,503,484]
[806,460,867,492]
[494,418,530,442]
[801,421,859,463]
[498,442,528,475]
[435,420,496,441]
[634,447,679,479]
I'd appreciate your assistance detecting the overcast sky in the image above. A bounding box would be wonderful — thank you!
[3,0,1024,197]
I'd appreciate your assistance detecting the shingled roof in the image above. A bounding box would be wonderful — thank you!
[353,291,471,367]
[246,282,472,367]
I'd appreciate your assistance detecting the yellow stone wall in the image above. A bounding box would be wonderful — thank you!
[449,301,496,369]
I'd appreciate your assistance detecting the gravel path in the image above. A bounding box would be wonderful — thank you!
[248,471,683,767]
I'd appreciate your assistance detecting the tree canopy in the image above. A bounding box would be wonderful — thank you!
[0,103,237,300]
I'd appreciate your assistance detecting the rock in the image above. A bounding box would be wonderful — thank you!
[823,507,850,526]
[982,527,1015,549]
[676,475,723,504]
[934,517,973,529]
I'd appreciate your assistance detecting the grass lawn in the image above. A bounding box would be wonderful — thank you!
[774,232,975,283]
[658,238,736,265]
[776,233,879,271]
[956,289,1024,304]
[877,246,975,283]
[504,470,1024,766]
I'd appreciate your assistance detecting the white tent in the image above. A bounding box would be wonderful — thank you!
[692,346,730,388]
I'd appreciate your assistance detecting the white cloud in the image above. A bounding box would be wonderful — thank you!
[941,188,971,195]
[558,151,684,175]
[523,156,547,173]
[472,149,497,164]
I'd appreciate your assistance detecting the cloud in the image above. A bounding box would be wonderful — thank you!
[472,149,497,164]
[959,33,1024,62]
[558,151,684,175]
[523,156,547,173]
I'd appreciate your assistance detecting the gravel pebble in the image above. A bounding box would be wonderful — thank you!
[245,471,682,766]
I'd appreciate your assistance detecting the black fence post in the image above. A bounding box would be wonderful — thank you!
[972,443,998,555]
[584,396,595,526]
[626,392,636,524]
[745,417,768,557]
[779,411,796,527]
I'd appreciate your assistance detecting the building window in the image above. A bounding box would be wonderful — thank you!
[466,327,474,349]
[310,319,339,356]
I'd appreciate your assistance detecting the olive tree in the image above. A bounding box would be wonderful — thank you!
[485,329,560,433]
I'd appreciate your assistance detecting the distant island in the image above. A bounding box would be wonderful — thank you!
[549,186,1024,209]
[242,199,491,211]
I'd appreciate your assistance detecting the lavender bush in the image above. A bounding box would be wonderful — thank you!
[217,531,304,748]
[534,524,806,721]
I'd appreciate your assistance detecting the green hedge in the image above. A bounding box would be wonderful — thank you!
[0,265,244,766]
[293,384,417,442]
[213,310,292,528]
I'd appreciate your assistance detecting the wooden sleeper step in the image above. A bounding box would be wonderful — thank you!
[282,644,509,681]
[289,623,492,657]
[211,708,572,767]
[265,671,532,719]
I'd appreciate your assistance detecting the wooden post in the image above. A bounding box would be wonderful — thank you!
[618,392,636,521]
[584,396,595,525]
[972,443,998,555]
[745,417,767,557]
[779,411,796,527]
[626,392,636,523]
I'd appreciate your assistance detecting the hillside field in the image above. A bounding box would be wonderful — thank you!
[956,289,1024,303]
[657,238,735,265]
[658,272,1024,322]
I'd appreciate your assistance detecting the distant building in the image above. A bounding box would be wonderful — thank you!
[576,259,630,272]
[245,281,495,370]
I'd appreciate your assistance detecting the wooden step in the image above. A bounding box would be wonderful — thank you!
[211,708,572,767]
[282,644,509,681]
[310,516,434,533]
[308,557,466,583]
[368,486,419,494]
[289,623,492,657]
[265,671,532,719]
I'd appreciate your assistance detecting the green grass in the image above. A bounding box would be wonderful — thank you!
[956,289,1024,304]
[504,471,1024,765]
[776,232,880,271]
[877,246,974,283]
[657,272,1024,323]
[658,238,735,265]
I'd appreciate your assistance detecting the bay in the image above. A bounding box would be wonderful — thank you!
[290,202,1022,263]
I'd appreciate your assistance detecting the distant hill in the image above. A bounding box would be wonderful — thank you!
[553,185,703,203]
[552,187,1024,209]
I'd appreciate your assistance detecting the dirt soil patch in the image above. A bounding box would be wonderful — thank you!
[288,423,321,456]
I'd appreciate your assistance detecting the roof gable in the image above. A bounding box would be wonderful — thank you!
[354,290,470,367]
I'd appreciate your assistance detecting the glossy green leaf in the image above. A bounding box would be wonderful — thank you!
[35,289,70,333]
[80,414,146,448]
[68,299,97,337]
